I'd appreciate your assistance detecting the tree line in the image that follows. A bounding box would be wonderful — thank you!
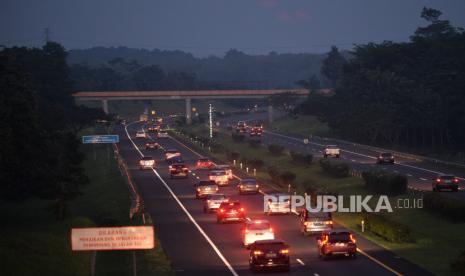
[298,7,465,153]
[0,42,104,218]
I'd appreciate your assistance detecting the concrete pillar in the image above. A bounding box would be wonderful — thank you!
[102,99,109,114]
[186,98,192,124]
[268,104,273,123]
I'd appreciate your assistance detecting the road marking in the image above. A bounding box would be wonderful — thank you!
[357,248,403,276]
[314,274,320,276]
[296,258,305,266]
[407,174,413,177]
[420,178,427,181]
[125,123,239,276]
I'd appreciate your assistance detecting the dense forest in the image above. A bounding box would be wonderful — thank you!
[299,7,465,153]
[0,43,103,217]
[68,48,333,89]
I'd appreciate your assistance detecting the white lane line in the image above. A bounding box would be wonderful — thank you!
[420,178,427,181]
[125,123,239,276]
[314,274,320,276]
[407,174,413,177]
[296,258,305,266]
[351,159,356,162]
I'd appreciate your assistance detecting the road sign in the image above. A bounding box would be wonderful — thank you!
[82,135,119,144]
[71,226,155,251]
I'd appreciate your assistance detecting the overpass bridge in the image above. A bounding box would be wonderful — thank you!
[72,89,310,124]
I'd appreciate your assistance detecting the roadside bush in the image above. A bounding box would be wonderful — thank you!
[279,171,296,185]
[248,138,261,148]
[362,170,407,196]
[423,192,465,222]
[232,133,245,143]
[240,157,248,166]
[210,143,225,153]
[290,151,313,166]
[248,158,264,170]
[360,213,412,243]
[268,144,284,156]
[267,166,280,180]
[319,159,349,178]
[226,150,240,161]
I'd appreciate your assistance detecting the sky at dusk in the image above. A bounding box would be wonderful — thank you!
[1,0,465,57]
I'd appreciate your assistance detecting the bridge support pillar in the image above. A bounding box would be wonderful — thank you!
[186,98,192,124]
[268,104,273,123]
[102,99,109,114]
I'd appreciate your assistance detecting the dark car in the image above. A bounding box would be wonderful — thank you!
[377,152,395,164]
[249,124,263,137]
[433,174,459,192]
[196,157,214,169]
[238,179,260,194]
[249,239,290,272]
[145,141,160,150]
[217,201,246,223]
[169,163,189,179]
[317,230,357,260]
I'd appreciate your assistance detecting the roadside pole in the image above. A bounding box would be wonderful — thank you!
[90,251,96,276]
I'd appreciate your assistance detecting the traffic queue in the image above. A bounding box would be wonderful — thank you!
[135,122,358,273]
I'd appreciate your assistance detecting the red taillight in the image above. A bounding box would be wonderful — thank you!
[436,178,442,183]
[253,250,263,256]
[219,209,224,213]
[453,178,459,183]
[325,220,333,225]
[321,235,328,245]
[245,229,249,233]
[240,208,245,212]
[269,227,273,232]
[378,155,382,159]
[350,234,356,244]
[279,249,289,254]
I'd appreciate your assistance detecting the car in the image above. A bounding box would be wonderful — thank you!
[265,193,291,215]
[196,158,214,169]
[167,156,183,164]
[145,141,160,150]
[249,239,290,272]
[236,121,247,133]
[135,130,146,138]
[165,149,181,160]
[195,180,218,199]
[299,210,333,235]
[249,124,263,136]
[433,174,460,192]
[323,145,340,158]
[139,156,155,170]
[238,179,260,194]
[169,163,189,179]
[203,194,229,213]
[213,165,233,180]
[147,124,160,132]
[217,201,246,223]
[209,169,229,186]
[242,220,274,248]
[377,152,394,164]
[158,130,169,138]
[317,230,357,260]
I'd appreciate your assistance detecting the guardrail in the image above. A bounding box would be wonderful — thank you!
[112,143,144,219]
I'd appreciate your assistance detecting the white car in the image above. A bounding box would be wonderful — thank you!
[203,194,229,213]
[208,170,229,186]
[136,130,146,138]
[265,194,291,215]
[139,156,155,170]
[323,145,340,158]
[242,220,274,248]
[214,165,233,180]
[158,130,169,138]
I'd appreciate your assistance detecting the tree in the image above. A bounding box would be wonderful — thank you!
[321,46,346,88]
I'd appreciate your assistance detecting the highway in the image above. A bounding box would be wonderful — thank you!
[219,112,465,200]
[114,122,432,275]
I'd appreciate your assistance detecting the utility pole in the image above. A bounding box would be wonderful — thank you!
[44,28,50,44]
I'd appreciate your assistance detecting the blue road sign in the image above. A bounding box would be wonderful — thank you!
[82,135,119,144]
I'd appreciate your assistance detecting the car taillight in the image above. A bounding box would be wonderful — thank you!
[453,178,459,183]
[378,155,382,159]
[169,165,172,169]
[240,208,244,212]
[219,209,224,213]
[279,249,289,254]
[390,156,394,159]
[350,234,356,244]
[139,161,144,165]
[325,220,333,225]
[197,188,201,192]
[253,250,263,256]
[245,229,249,233]
[269,227,273,232]
[436,178,442,183]
[321,235,329,245]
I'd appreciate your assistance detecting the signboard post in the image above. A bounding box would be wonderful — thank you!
[71,226,154,251]
[82,135,119,144]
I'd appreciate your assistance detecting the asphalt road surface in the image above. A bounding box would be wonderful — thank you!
[114,122,432,276]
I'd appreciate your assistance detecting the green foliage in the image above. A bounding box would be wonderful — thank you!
[231,133,246,143]
[360,213,412,243]
[319,159,349,178]
[423,192,465,222]
[362,170,407,196]
[321,46,346,87]
[289,150,313,165]
[247,158,264,170]
[248,138,261,148]
[210,143,225,154]
[451,250,465,274]
[267,144,284,156]
[226,150,240,161]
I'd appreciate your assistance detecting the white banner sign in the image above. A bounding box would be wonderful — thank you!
[71,226,154,251]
